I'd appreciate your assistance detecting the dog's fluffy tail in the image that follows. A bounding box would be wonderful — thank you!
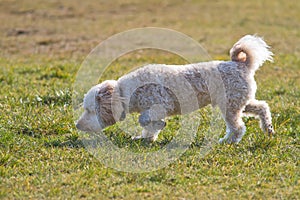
[230,35,273,70]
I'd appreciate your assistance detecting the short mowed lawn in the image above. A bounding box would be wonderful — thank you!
[0,0,299,199]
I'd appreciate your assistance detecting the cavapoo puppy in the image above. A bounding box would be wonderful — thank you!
[76,35,274,143]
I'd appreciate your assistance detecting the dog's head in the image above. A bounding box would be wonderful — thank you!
[76,80,120,132]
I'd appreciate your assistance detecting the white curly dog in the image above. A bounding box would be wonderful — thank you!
[76,35,274,144]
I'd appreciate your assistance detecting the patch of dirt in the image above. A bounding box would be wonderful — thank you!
[7,28,38,36]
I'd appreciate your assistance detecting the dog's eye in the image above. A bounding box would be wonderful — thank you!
[86,108,94,114]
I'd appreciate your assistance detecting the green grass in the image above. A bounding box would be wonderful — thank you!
[0,0,299,199]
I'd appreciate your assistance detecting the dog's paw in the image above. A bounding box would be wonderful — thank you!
[219,137,227,144]
[132,135,143,140]
[219,137,235,144]
[267,124,275,136]
[219,136,241,144]
[131,135,157,142]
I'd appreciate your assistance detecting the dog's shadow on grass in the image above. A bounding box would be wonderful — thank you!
[46,139,86,149]
[44,134,174,150]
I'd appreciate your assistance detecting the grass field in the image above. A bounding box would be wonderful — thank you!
[0,0,299,199]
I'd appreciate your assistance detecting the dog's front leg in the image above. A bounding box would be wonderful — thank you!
[135,121,166,142]
[132,110,166,142]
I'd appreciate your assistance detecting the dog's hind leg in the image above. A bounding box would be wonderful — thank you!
[243,99,274,135]
[219,110,246,144]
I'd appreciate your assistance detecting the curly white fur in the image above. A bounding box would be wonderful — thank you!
[230,35,274,70]
[76,35,275,144]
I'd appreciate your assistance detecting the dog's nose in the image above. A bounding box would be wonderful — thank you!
[75,123,82,130]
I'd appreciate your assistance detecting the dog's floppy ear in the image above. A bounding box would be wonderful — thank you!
[95,81,122,128]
